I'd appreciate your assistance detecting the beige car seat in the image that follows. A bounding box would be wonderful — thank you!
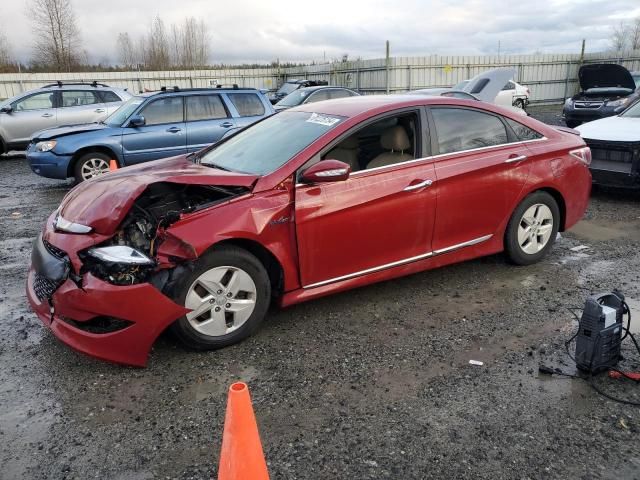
[325,136,360,171]
[366,126,413,169]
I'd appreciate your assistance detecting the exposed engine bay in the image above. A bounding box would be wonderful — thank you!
[80,182,248,285]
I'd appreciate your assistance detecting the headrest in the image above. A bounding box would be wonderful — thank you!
[338,136,359,149]
[381,126,410,151]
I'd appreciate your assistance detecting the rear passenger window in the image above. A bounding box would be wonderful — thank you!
[306,90,330,103]
[61,91,100,107]
[328,89,352,99]
[227,93,265,117]
[505,118,543,141]
[141,97,183,125]
[100,90,123,103]
[186,95,227,121]
[431,108,508,154]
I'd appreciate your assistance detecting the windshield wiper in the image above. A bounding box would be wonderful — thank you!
[203,162,232,172]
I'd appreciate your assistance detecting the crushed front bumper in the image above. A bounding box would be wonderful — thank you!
[583,139,640,188]
[27,234,189,367]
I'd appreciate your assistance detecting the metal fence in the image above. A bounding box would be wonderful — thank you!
[1,52,639,104]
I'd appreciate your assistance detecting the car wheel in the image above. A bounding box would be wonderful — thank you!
[513,98,526,110]
[505,191,560,266]
[171,245,271,350]
[74,152,111,183]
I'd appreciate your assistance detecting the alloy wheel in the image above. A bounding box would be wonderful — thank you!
[185,266,257,337]
[80,157,110,180]
[517,203,554,254]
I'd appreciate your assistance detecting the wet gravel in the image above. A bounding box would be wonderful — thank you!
[1,106,640,479]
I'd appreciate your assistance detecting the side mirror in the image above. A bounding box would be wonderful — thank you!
[0,105,13,113]
[128,115,145,127]
[301,159,350,183]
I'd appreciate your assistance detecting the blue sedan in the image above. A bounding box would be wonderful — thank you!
[27,87,274,182]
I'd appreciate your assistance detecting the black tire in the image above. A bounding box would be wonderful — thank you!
[73,151,112,183]
[170,245,271,350]
[505,191,560,266]
[513,98,526,110]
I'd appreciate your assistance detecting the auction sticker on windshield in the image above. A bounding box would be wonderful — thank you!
[306,112,341,126]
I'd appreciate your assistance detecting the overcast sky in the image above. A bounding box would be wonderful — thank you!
[2,0,639,64]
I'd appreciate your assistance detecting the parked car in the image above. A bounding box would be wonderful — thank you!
[27,94,591,366]
[274,86,359,111]
[0,82,131,153]
[575,98,640,188]
[410,69,530,110]
[563,64,640,128]
[27,86,274,182]
[269,79,328,104]
[408,68,528,116]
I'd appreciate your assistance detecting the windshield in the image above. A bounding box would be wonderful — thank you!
[200,111,344,175]
[453,80,469,90]
[621,101,640,118]
[104,96,145,126]
[276,89,311,107]
[276,82,300,96]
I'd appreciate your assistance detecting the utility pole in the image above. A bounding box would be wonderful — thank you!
[385,40,390,94]
[498,40,501,58]
[579,39,585,66]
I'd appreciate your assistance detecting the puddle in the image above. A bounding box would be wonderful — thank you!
[569,219,640,242]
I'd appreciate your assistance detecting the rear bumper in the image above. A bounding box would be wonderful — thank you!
[27,234,189,367]
[27,149,72,180]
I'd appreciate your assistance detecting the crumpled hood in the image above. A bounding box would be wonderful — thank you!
[576,116,640,142]
[32,122,110,141]
[59,156,259,235]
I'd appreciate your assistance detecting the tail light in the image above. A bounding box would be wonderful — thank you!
[569,147,591,166]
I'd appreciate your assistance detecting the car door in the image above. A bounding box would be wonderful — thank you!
[121,96,187,165]
[59,90,107,125]
[295,110,437,288]
[225,92,268,129]
[98,90,127,116]
[428,106,531,252]
[185,94,235,152]
[3,91,57,145]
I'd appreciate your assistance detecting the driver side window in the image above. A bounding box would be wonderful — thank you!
[431,107,508,155]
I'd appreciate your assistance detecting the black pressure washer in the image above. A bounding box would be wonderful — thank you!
[540,289,640,406]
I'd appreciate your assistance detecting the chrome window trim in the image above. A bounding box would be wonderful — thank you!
[303,234,493,289]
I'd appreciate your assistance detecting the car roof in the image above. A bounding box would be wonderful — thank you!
[139,88,262,98]
[297,86,354,93]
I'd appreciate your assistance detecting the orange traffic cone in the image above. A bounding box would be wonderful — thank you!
[218,382,269,480]
[109,159,118,171]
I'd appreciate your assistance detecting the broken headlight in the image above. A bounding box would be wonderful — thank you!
[88,246,154,265]
[55,214,92,234]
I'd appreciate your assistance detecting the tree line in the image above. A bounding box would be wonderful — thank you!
[610,17,640,53]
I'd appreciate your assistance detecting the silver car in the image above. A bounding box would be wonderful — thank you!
[0,82,131,153]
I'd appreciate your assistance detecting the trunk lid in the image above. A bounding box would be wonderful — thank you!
[59,155,259,235]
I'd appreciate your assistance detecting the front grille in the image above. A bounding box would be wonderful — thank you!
[43,240,67,259]
[33,273,62,301]
[574,101,603,109]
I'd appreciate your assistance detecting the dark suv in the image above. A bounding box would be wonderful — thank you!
[563,64,640,128]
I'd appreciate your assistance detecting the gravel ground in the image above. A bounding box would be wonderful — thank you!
[1,105,639,479]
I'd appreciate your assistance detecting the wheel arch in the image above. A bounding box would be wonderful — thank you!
[535,186,566,231]
[67,145,119,178]
[213,238,285,297]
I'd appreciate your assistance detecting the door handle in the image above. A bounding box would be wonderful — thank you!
[220,122,234,128]
[505,154,527,163]
[41,113,53,118]
[403,179,433,191]
[94,108,105,113]
[166,127,182,133]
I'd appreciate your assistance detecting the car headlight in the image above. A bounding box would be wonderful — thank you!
[35,140,57,152]
[564,98,573,106]
[88,246,154,265]
[55,214,92,233]
[606,97,630,108]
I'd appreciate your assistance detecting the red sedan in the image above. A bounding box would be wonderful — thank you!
[27,95,592,366]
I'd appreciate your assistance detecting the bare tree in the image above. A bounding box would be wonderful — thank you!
[116,32,137,68]
[144,16,170,70]
[631,17,640,51]
[0,32,14,71]
[169,17,209,68]
[28,0,81,71]
[610,21,628,52]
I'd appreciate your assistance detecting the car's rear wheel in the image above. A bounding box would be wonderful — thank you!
[74,152,111,183]
[505,191,560,265]
[513,98,526,110]
[171,246,271,350]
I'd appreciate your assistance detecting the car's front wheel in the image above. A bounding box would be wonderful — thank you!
[505,191,560,265]
[74,151,111,183]
[513,98,526,110]
[170,245,271,350]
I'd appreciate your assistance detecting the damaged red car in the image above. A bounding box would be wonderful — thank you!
[27,95,592,366]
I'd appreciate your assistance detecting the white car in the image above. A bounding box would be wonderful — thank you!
[452,79,530,110]
[575,100,640,188]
